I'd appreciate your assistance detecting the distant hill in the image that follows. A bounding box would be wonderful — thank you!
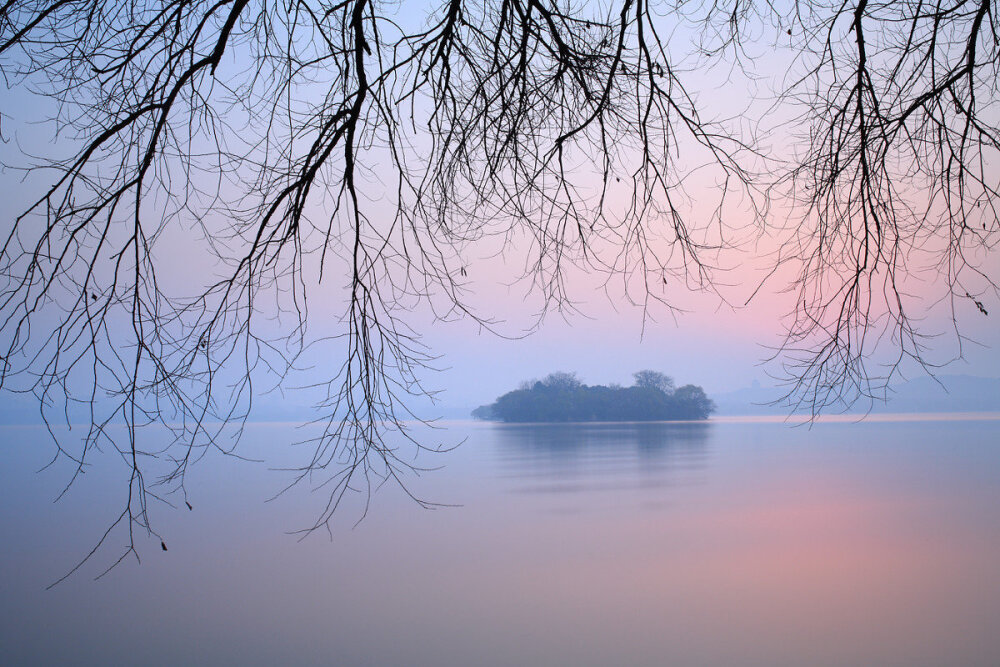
[712,375,1000,416]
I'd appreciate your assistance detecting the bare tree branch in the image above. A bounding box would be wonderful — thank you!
[0,0,996,576]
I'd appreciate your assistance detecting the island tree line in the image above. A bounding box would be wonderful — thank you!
[474,371,715,423]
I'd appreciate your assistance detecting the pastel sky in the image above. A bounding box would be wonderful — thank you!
[1,1,997,417]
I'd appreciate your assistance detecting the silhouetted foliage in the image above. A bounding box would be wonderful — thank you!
[632,370,675,394]
[477,371,714,422]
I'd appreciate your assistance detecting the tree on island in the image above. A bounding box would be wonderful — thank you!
[0,1,996,570]
[632,371,676,395]
[477,371,715,423]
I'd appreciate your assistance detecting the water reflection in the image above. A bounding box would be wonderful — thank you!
[492,422,711,497]
[5,419,1000,666]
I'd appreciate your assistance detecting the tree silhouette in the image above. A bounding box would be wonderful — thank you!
[0,1,997,571]
[483,372,713,422]
[632,370,675,394]
[771,0,998,414]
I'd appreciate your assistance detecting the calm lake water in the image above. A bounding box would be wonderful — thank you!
[3,416,1000,666]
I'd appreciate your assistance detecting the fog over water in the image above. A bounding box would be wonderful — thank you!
[3,416,1000,666]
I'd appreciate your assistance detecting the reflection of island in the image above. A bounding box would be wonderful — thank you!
[473,371,715,422]
[492,421,712,494]
[495,421,711,458]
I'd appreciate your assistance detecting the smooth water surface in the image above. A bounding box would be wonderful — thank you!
[3,417,1000,666]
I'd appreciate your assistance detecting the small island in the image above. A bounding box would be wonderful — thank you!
[473,370,715,422]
